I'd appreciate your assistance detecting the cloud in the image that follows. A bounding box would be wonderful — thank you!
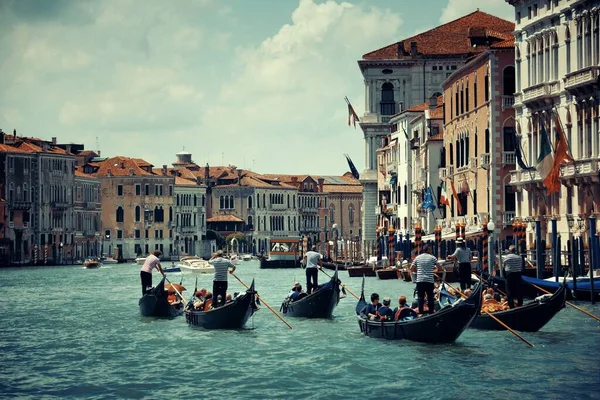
[440,0,514,23]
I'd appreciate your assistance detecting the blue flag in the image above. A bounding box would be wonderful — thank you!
[422,187,436,211]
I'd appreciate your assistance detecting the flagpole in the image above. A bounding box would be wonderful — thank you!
[428,184,443,219]
[552,106,574,163]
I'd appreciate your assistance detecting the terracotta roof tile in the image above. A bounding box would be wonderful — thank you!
[175,176,197,186]
[429,108,444,119]
[490,37,515,49]
[362,11,514,60]
[321,184,362,194]
[428,133,444,141]
[132,158,153,167]
[207,214,244,223]
[0,143,30,153]
[89,156,157,177]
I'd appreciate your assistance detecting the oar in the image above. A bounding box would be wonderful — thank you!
[474,272,600,323]
[231,272,292,329]
[434,274,535,348]
[163,275,189,305]
[319,268,359,300]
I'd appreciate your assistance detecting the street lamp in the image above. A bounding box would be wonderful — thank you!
[487,221,495,275]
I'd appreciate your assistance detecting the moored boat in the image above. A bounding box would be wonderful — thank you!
[260,238,301,268]
[138,277,183,318]
[468,284,567,332]
[177,256,214,274]
[185,280,258,329]
[347,264,376,277]
[280,271,341,318]
[376,268,399,280]
[356,281,483,343]
[135,256,146,265]
[99,256,118,265]
[522,275,599,300]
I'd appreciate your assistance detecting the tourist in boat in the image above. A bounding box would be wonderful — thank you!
[288,282,300,297]
[411,245,443,315]
[209,250,236,308]
[140,250,165,295]
[448,238,472,291]
[303,245,323,294]
[361,293,381,319]
[377,297,395,321]
[502,245,524,309]
[225,294,232,304]
[289,284,306,302]
[394,295,417,321]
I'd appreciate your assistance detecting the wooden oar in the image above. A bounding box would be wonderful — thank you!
[231,272,292,329]
[319,268,359,300]
[474,272,600,323]
[435,274,535,348]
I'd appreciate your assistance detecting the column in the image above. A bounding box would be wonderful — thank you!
[364,80,369,112]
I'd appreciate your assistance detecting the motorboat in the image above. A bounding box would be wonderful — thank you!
[84,258,102,269]
[100,256,118,265]
[177,256,214,274]
[242,254,252,261]
[135,256,146,265]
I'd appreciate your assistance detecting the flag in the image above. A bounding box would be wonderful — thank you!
[450,181,463,215]
[512,127,534,170]
[422,187,436,211]
[439,181,450,206]
[543,113,574,193]
[536,120,554,180]
[344,154,360,180]
[346,96,360,128]
[401,126,409,141]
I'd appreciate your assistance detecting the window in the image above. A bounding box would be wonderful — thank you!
[248,216,253,230]
[154,185,159,196]
[348,205,354,224]
[145,184,150,196]
[117,230,123,239]
[135,205,141,222]
[485,129,490,153]
[503,127,516,152]
[380,82,396,115]
[516,11,521,24]
[169,185,173,196]
[329,206,335,223]
[145,229,149,239]
[154,230,159,239]
[484,74,489,101]
[116,206,124,223]
[135,184,141,196]
[117,185,123,196]
[503,66,515,96]
[135,229,140,239]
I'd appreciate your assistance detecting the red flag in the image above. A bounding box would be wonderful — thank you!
[450,181,463,215]
[543,113,574,193]
[346,98,360,128]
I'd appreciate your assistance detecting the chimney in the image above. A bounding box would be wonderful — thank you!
[13,129,16,138]
[0,130,4,145]
[196,176,202,185]
[66,144,72,154]
[318,178,324,193]
[410,41,417,56]
[204,163,209,183]
[291,176,298,183]
[397,41,404,56]
[107,168,112,177]
[120,162,125,169]
[98,150,101,157]
[52,137,57,145]
[237,169,242,186]
[129,168,134,176]
[162,164,167,176]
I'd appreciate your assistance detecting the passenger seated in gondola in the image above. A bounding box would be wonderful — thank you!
[377,297,395,321]
[193,292,213,311]
[225,294,233,303]
[394,296,418,321]
[482,293,506,313]
[360,293,381,319]
[167,293,182,306]
[292,285,308,301]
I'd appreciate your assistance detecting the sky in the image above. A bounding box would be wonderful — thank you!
[0,0,514,176]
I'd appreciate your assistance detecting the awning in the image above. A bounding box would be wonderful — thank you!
[420,229,483,242]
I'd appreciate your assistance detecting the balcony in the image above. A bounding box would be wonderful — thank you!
[509,169,541,190]
[9,200,32,210]
[51,202,70,210]
[439,168,448,180]
[502,151,516,165]
[503,211,515,226]
[564,66,600,96]
[469,156,478,170]
[561,158,600,184]
[502,95,515,110]
[82,201,97,209]
[447,165,455,176]
[84,230,96,237]
[271,203,288,210]
[480,153,491,169]
[522,81,560,106]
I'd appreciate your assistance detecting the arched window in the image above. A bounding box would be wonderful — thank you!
[256,194,260,208]
[380,82,395,115]
[194,195,197,207]
[248,216,253,229]
[248,195,253,209]
[220,195,224,209]
[503,66,515,95]
[135,205,141,222]
[287,194,290,208]
[348,204,354,224]
[169,206,173,222]
[230,195,234,209]
[329,205,335,223]
[116,206,124,223]
[176,194,180,206]
[263,194,266,208]
[23,183,28,202]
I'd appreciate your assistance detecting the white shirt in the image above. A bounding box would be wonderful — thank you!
[141,254,161,273]
[305,251,322,268]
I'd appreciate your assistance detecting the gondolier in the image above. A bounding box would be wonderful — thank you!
[209,250,236,308]
[411,245,443,315]
[449,237,472,290]
[303,245,323,294]
[140,250,165,295]
[502,245,523,309]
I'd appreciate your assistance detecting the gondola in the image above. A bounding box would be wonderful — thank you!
[185,280,258,329]
[347,264,376,277]
[321,261,347,271]
[376,268,399,280]
[356,280,482,343]
[280,271,340,318]
[522,275,599,300]
[138,277,183,318]
[468,284,567,332]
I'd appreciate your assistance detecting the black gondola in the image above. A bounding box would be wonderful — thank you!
[356,281,483,343]
[138,277,183,318]
[185,280,258,329]
[280,271,340,318]
[469,284,567,332]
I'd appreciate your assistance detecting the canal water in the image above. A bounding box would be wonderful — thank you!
[0,261,598,399]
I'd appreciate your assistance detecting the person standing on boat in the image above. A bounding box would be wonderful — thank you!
[209,250,236,308]
[411,245,443,315]
[140,250,165,295]
[502,245,523,309]
[448,238,472,291]
[303,245,323,294]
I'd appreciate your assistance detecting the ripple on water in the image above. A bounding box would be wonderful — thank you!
[0,263,599,399]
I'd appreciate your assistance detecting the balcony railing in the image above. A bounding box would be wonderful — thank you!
[447,165,455,176]
[51,201,69,210]
[439,168,447,180]
[522,81,560,105]
[9,200,32,209]
[510,170,521,184]
[503,211,515,226]
[561,159,599,179]
[564,66,600,93]
[480,153,490,168]
[502,95,515,109]
[502,151,516,165]
[84,230,96,237]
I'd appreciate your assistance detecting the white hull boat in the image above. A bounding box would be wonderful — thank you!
[177,257,214,274]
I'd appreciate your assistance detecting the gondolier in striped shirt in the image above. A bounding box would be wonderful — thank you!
[209,250,236,308]
[448,237,472,291]
[502,245,523,309]
[410,245,443,315]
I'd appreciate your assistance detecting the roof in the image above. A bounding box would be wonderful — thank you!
[362,11,514,60]
[87,156,158,177]
[490,37,515,49]
[0,143,30,153]
[321,184,362,194]
[429,107,444,119]
[207,214,244,223]
[428,133,444,141]
[407,96,443,112]
[175,176,197,186]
